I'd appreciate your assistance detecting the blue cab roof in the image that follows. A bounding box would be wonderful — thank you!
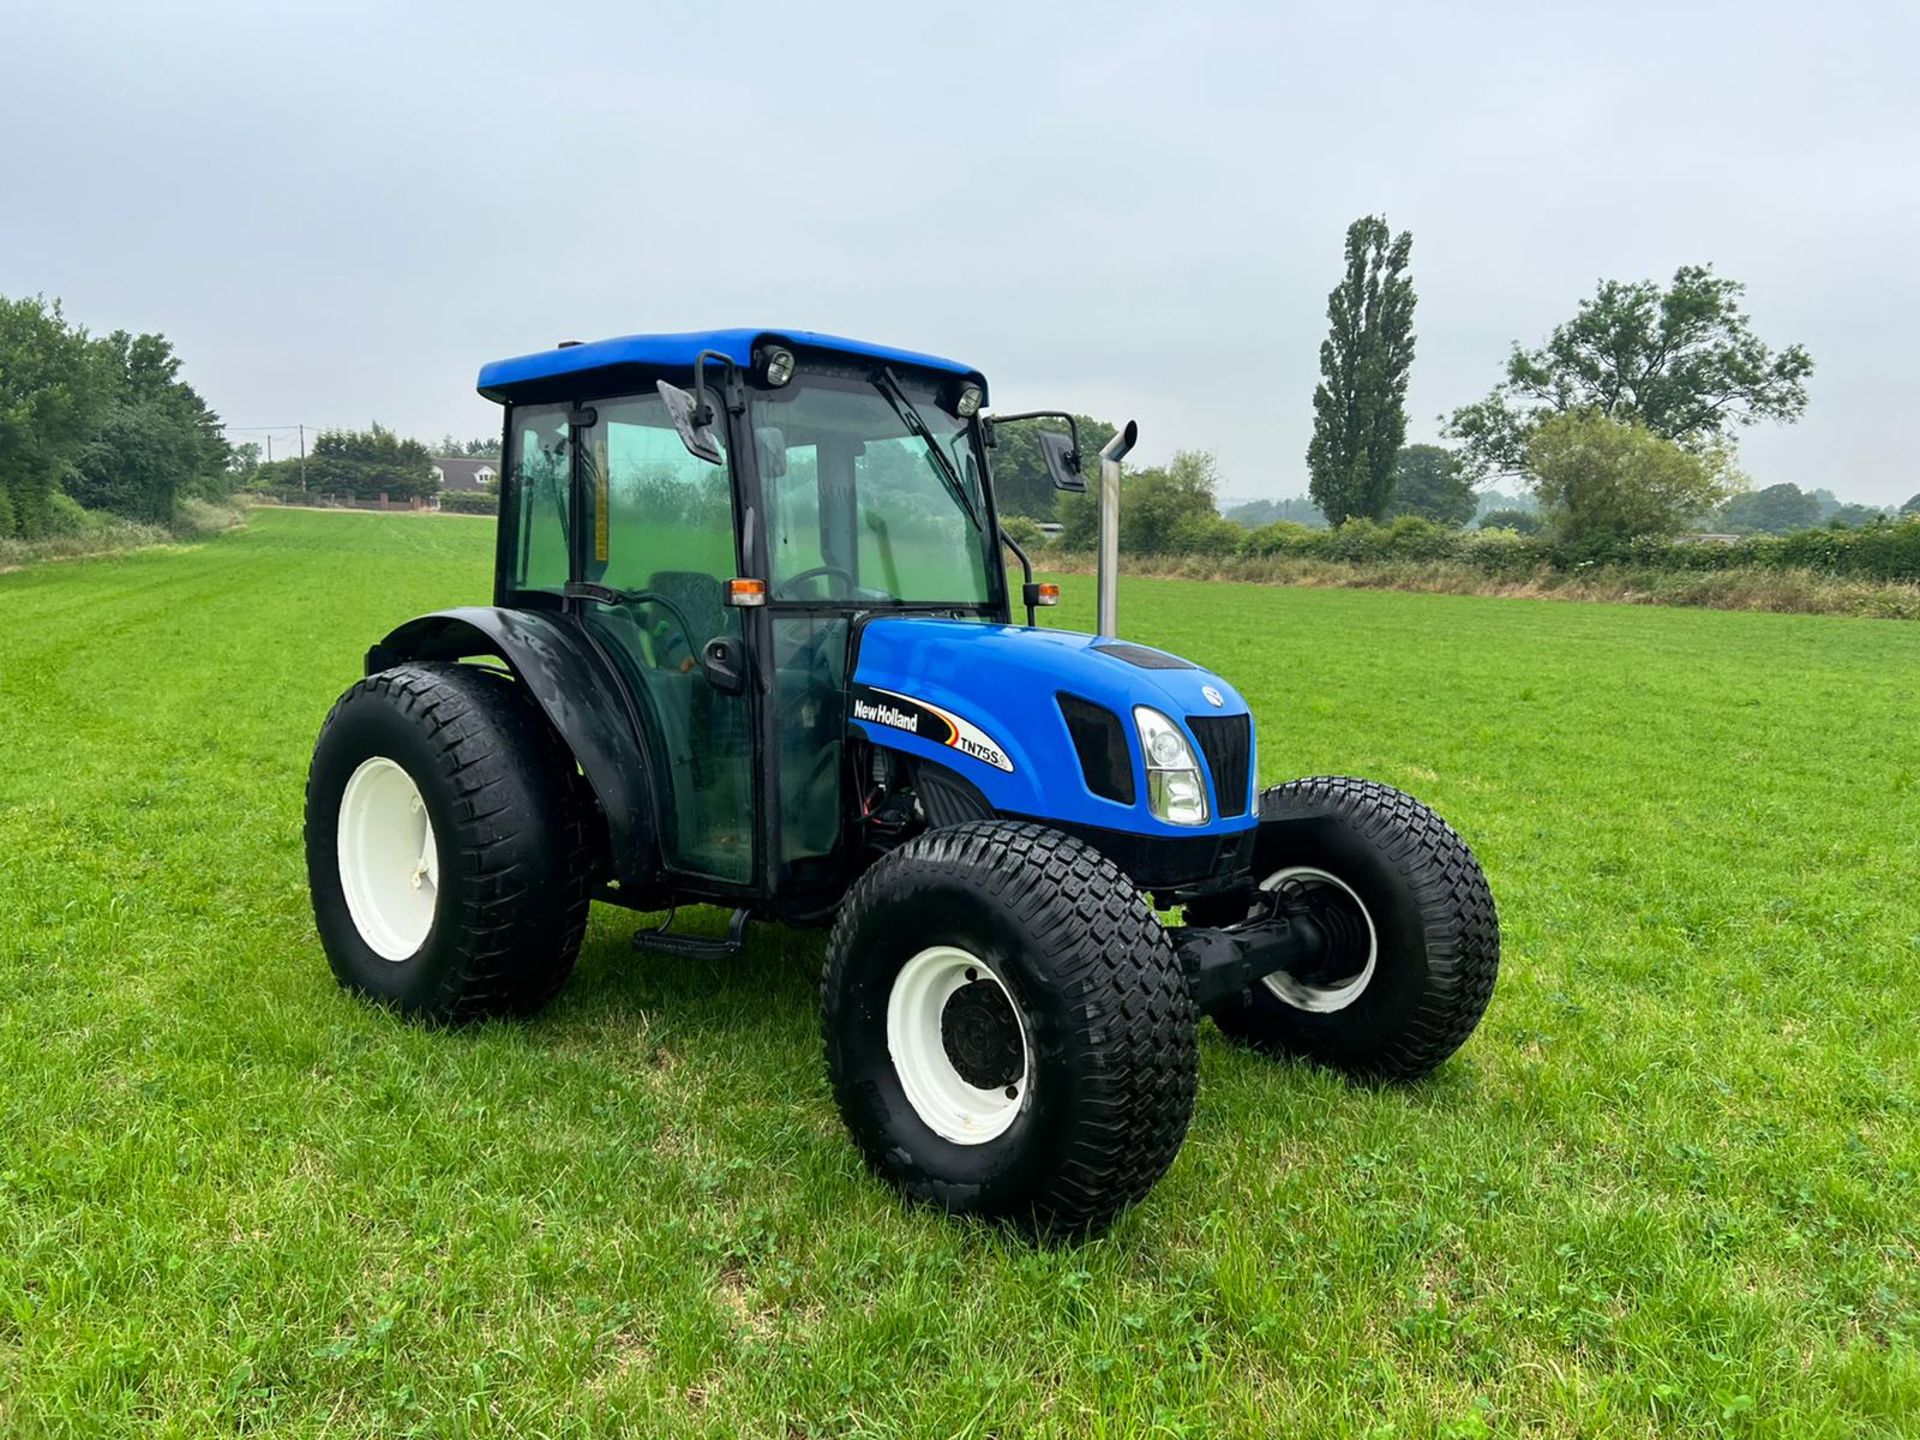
[476,328,983,403]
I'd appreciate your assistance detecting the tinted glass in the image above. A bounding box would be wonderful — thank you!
[581,393,735,591]
[505,404,571,593]
[752,375,992,605]
[576,394,753,883]
[771,614,850,866]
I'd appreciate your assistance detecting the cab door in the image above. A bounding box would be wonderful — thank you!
[563,395,757,885]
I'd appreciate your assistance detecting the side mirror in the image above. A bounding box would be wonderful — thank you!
[657,380,723,466]
[1039,430,1085,493]
[990,411,1087,493]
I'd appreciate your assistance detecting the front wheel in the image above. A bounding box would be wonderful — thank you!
[822,822,1197,1238]
[1186,777,1499,1081]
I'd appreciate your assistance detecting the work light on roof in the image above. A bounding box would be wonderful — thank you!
[762,346,797,387]
[955,383,984,418]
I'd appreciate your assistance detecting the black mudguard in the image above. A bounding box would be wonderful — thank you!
[368,607,659,891]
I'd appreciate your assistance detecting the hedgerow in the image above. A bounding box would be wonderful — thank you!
[1153,515,1920,583]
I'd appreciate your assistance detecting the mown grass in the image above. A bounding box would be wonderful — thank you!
[1,506,1916,1437]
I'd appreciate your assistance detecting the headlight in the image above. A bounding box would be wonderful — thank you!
[1133,706,1208,826]
[955,382,983,417]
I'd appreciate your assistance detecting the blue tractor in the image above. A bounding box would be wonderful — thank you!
[306,330,1499,1236]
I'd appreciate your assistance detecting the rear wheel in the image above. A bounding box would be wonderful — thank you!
[305,663,592,1021]
[1187,777,1498,1080]
[823,822,1197,1238]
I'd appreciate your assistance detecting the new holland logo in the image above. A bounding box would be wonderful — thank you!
[848,685,1015,773]
[851,697,920,733]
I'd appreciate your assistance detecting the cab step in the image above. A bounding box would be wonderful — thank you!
[633,907,750,961]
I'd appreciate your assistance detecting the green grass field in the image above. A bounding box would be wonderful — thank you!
[3,507,1917,1437]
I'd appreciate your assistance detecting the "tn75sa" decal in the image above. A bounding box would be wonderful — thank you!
[848,684,1014,773]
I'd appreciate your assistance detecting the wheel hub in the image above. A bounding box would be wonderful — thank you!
[1287,881,1371,988]
[1257,866,1379,1013]
[940,979,1024,1091]
[885,946,1031,1145]
[336,755,439,962]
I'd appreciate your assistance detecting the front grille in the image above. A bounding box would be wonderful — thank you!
[1187,713,1251,818]
[1058,694,1135,805]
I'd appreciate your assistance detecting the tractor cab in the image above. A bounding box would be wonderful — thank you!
[460,330,1125,916]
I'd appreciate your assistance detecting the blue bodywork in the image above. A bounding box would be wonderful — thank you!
[478,328,986,403]
[850,618,1257,841]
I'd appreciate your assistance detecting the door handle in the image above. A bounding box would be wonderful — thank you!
[699,636,747,696]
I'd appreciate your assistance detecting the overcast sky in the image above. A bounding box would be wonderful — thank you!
[4,1,1916,505]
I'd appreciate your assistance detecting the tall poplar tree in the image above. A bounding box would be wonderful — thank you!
[1306,216,1417,525]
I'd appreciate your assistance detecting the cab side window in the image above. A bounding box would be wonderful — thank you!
[505,405,572,594]
[582,394,735,593]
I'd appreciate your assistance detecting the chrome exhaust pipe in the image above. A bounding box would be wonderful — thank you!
[1096,420,1137,638]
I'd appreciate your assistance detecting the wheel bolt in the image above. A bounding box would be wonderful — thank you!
[965,967,978,981]
[1005,1084,1019,1099]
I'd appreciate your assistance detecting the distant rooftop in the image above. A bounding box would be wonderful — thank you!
[430,457,496,492]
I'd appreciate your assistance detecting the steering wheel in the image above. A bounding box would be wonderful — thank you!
[777,564,856,600]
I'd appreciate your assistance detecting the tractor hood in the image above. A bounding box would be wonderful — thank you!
[849,617,1257,839]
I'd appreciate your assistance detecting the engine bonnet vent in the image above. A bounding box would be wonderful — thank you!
[1091,641,1196,671]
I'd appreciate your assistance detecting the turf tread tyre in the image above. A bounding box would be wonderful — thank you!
[823,821,1197,1237]
[1194,777,1498,1081]
[306,662,593,1021]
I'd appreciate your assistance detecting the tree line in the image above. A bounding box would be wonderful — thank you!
[0,295,234,537]
[11,275,1908,555]
[248,426,440,503]
[1304,229,1823,544]
[995,223,1916,546]
[0,289,507,535]
[241,431,501,503]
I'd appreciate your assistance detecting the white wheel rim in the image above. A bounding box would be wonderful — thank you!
[336,756,440,962]
[1257,866,1377,1013]
[886,946,1030,1145]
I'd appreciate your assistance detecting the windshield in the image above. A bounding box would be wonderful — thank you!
[750,371,993,605]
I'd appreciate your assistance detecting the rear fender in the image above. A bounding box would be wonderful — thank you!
[368,607,659,889]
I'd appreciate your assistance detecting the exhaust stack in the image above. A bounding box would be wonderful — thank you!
[1095,421,1138,638]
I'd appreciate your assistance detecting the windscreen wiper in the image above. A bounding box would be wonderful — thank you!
[872,366,981,529]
